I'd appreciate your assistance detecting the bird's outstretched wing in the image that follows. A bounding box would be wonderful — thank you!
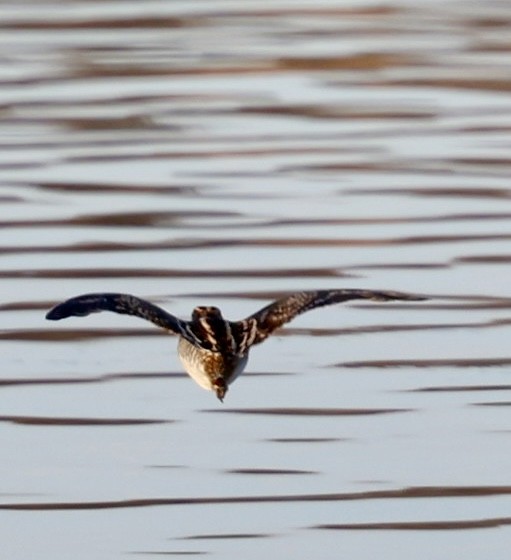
[46,292,187,336]
[244,289,426,345]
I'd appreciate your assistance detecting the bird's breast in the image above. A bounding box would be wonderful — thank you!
[177,337,248,392]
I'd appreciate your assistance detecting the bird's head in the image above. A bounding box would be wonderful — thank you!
[213,377,227,402]
[191,306,224,322]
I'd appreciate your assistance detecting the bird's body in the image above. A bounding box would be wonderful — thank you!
[177,337,248,399]
[46,289,425,401]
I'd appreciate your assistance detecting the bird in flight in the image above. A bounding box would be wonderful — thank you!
[46,289,425,401]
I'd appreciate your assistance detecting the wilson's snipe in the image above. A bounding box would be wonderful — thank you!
[46,289,425,401]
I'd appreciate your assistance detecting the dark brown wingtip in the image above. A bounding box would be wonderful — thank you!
[375,290,428,302]
[395,292,428,301]
[45,300,84,320]
[46,306,63,320]
[45,295,102,321]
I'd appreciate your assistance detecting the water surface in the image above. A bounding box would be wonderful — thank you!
[2,1,511,558]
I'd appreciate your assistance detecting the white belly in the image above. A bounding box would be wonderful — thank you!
[177,337,248,392]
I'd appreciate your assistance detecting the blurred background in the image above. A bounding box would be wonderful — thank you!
[1,1,511,558]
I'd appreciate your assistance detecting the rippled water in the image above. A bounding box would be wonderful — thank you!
[2,1,511,558]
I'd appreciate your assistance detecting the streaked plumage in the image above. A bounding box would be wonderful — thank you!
[46,289,425,401]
